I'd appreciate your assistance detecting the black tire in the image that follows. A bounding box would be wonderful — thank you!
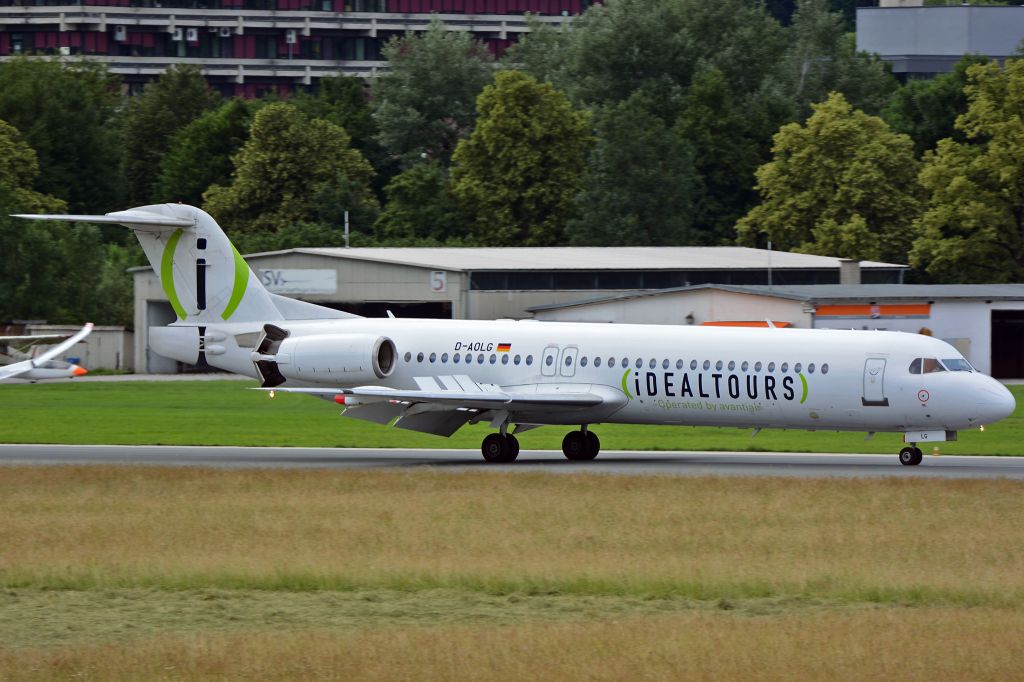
[899,446,920,466]
[911,447,924,466]
[506,435,520,460]
[563,431,598,461]
[586,431,601,459]
[482,433,518,463]
[482,433,506,462]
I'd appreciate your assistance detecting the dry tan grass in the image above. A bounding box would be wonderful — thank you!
[0,466,1022,604]
[2,608,1023,681]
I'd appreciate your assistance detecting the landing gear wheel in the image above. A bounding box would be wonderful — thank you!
[562,430,599,461]
[899,446,923,466]
[482,433,519,463]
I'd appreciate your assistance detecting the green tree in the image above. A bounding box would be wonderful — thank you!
[451,71,592,246]
[118,65,221,205]
[372,16,495,166]
[570,93,698,246]
[911,59,1024,282]
[0,58,120,213]
[0,120,136,325]
[203,102,377,235]
[292,75,377,153]
[374,160,470,244]
[154,98,254,206]
[882,54,989,157]
[737,92,921,263]
[781,0,897,118]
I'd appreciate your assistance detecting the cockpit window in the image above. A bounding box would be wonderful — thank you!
[942,358,973,372]
[911,358,946,374]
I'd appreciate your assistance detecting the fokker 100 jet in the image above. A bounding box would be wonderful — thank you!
[15,205,1016,465]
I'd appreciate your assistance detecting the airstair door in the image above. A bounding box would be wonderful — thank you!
[862,358,889,407]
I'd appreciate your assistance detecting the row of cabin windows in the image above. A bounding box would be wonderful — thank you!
[402,351,829,375]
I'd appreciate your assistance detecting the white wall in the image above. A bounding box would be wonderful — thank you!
[532,290,812,327]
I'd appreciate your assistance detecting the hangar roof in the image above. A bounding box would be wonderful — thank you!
[243,246,903,272]
[528,283,1024,312]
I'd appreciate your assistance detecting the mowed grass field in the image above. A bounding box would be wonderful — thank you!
[1,379,1024,454]
[1,467,1024,679]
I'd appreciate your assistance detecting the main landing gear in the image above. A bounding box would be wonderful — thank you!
[479,426,602,463]
[899,444,923,466]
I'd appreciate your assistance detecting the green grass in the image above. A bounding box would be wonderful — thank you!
[0,380,1022,454]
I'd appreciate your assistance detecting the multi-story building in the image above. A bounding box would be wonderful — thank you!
[0,0,587,96]
[858,1,1024,79]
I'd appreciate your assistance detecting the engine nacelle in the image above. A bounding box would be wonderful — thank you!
[271,333,397,385]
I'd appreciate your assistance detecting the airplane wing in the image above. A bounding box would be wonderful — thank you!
[0,333,73,343]
[0,323,93,381]
[257,374,625,437]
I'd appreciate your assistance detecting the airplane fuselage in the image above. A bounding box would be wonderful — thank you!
[194,317,1014,436]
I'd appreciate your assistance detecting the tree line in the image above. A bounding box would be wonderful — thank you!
[1,0,1022,327]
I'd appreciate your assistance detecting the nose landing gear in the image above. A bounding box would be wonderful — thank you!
[899,444,923,466]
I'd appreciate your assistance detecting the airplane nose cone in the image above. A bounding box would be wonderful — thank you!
[72,366,88,377]
[978,379,1015,423]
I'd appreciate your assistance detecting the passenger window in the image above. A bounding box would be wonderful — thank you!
[703,360,711,371]
[489,354,496,364]
[808,363,815,374]
[676,359,684,370]
[648,359,656,369]
[741,361,749,372]
[526,355,534,366]
[477,354,485,364]
[794,363,802,373]
[581,356,588,367]
[691,360,698,370]
[546,355,554,366]
[621,358,629,368]
[923,358,946,373]
[454,353,461,363]
[429,352,436,363]
[635,358,643,369]
[595,357,602,368]
[565,356,572,366]
[501,354,509,365]
[608,357,615,367]
[416,352,424,363]
[909,358,922,374]
[662,359,669,369]
[404,352,412,362]
[514,354,521,365]
[715,360,723,371]
[754,361,762,372]
[781,362,789,373]
[821,363,829,374]
[728,361,735,371]
[768,362,776,372]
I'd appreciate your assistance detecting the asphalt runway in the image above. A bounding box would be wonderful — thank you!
[0,444,1022,479]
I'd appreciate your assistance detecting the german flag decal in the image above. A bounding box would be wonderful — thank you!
[497,343,511,353]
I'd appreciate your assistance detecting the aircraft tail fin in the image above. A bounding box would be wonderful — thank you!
[14,204,357,325]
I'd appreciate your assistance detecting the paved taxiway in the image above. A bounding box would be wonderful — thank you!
[0,444,1022,479]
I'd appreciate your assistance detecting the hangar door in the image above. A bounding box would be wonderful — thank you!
[991,310,1024,378]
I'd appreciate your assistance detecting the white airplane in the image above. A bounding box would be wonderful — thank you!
[0,323,93,381]
[14,205,1016,465]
